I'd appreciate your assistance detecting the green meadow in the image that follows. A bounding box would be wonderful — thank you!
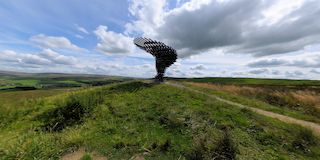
[0,73,320,159]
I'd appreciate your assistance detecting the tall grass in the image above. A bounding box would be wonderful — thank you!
[188,82,320,119]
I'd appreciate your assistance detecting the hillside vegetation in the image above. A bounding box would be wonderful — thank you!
[1,81,320,159]
[0,71,130,90]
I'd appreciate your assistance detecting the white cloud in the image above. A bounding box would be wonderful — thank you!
[30,34,85,52]
[249,68,269,75]
[126,0,320,58]
[125,0,166,36]
[0,49,77,67]
[285,70,305,78]
[94,25,134,55]
[40,49,77,65]
[75,34,84,39]
[77,26,89,34]
[260,0,305,25]
[190,64,207,70]
[248,52,320,68]
[311,69,320,74]
[0,50,20,62]
[20,53,51,65]
[0,50,51,66]
[248,59,287,67]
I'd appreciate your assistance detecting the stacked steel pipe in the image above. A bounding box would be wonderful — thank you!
[134,37,177,82]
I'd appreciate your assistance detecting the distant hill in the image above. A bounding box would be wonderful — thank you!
[0,70,115,78]
[0,70,132,90]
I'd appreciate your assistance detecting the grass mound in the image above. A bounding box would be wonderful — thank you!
[38,97,87,132]
[109,81,154,92]
[37,87,107,132]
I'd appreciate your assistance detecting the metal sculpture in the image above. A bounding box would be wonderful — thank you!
[134,37,177,82]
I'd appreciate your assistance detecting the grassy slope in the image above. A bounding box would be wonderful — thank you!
[0,81,319,159]
[183,82,320,124]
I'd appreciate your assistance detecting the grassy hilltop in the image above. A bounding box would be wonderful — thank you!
[0,73,320,159]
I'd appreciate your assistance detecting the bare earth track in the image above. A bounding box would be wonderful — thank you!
[166,82,320,136]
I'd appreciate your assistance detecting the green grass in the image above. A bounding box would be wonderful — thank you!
[81,153,92,160]
[10,79,39,86]
[1,81,319,159]
[182,82,320,124]
[0,88,80,130]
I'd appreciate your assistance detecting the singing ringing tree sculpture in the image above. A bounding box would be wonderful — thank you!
[134,37,177,83]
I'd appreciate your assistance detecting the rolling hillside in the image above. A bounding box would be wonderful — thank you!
[1,80,320,159]
[0,71,131,90]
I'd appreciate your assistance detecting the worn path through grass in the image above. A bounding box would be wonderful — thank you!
[166,82,320,136]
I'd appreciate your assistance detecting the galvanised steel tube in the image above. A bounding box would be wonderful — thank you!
[134,37,177,82]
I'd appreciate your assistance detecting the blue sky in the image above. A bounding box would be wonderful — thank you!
[1,0,320,79]
[0,1,129,50]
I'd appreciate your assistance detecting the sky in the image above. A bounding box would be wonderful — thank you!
[0,0,320,79]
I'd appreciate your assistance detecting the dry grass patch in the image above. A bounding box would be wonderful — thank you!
[291,91,320,109]
[187,82,320,118]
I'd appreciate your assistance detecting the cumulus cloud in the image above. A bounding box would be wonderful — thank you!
[0,50,21,63]
[0,50,50,66]
[249,68,269,75]
[125,0,166,36]
[285,70,305,78]
[248,59,287,67]
[126,0,320,58]
[19,54,51,65]
[30,34,85,52]
[247,52,320,68]
[94,25,134,55]
[191,71,205,76]
[271,70,281,75]
[310,69,320,74]
[190,64,207,70]
[0,49,77,67]
[40,49,77,65]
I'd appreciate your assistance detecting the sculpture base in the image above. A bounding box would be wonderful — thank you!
[154,73,164,83]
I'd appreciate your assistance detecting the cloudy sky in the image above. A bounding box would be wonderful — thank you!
[1,0,320,79]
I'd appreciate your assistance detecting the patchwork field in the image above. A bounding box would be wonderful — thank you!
[0,71,131,91]
[0,74,320,159]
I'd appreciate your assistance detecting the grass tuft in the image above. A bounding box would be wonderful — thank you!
[81,153,92,160]
[37,87,106,132]
[291,129,317,153]
[38,97,87,132]
[186,127,237,160]
[212,128,237,160]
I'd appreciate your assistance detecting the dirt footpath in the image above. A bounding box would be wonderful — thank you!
[166,82,320,136]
